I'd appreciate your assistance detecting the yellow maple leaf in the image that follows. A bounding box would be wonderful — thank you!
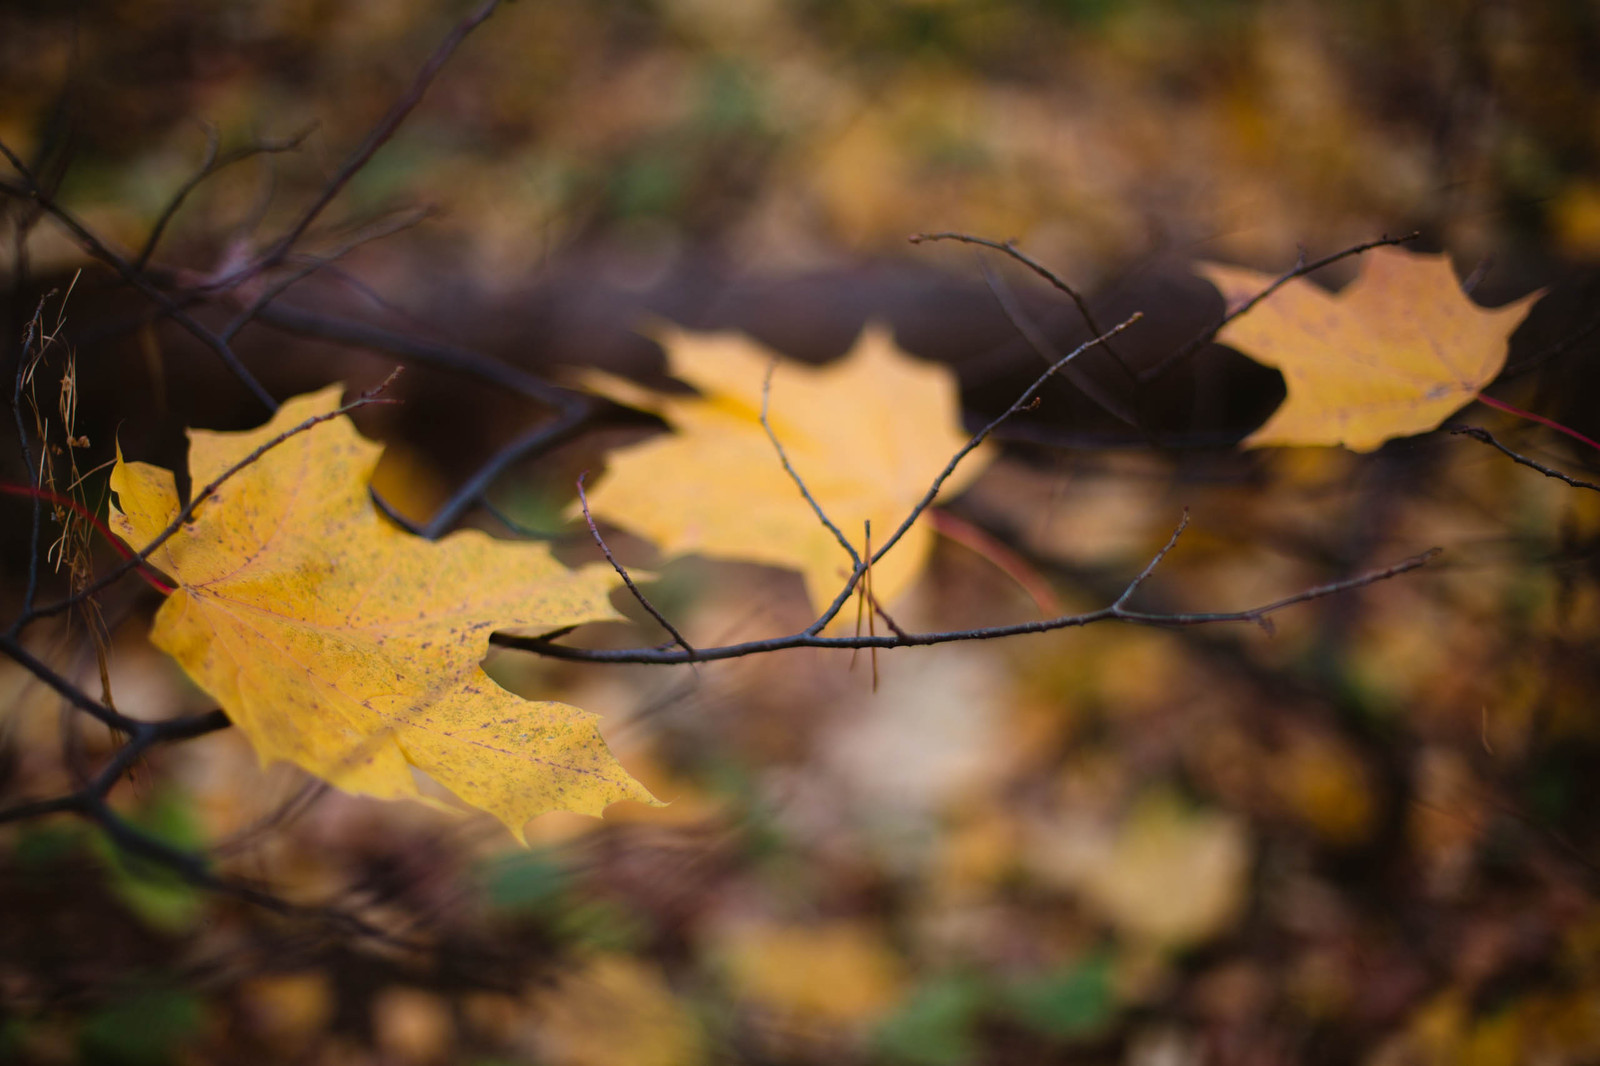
[582,324,991,614]
[110,386,656,842]
[1198,246,1543,452]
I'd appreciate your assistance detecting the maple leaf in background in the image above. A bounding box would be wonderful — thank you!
[581,324,992,615]
[1198,246,1544,452]
[110,386,655,842]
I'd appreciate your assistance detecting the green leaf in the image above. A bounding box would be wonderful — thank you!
[1000,953,1117,1041]
[77,988,203,1066]
[873,974,987,1066]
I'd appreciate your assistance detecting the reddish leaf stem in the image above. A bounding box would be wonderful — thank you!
[929,508,1064,617]
[0,483,172,594]
[1475,394,1600,454]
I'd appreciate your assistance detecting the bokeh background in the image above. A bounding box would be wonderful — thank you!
[3,1,1600,1063]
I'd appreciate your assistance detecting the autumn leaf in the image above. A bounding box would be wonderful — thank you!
[1198,246,1543,451]
[109,386,655,841]
[581,324,991,614]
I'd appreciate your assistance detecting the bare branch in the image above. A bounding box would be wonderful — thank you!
[1114,508,1189,608]
[870,315,1143,568]
[419,403,593,539]
[495,542,1440,664]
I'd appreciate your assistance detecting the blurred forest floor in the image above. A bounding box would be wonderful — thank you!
[3,1,1600,1064]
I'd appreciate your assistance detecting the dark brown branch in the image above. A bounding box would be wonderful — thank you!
[419,403,593,539]
[1140,231,1422,383]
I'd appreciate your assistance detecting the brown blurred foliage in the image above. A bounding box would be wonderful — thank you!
[3,1,1600,1064]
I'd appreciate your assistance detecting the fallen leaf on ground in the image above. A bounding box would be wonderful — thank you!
[715,920,906,1027]
[1031,791,1250,950]
[110,386,655,841]
[536,954,706,1066]
[582,324,991,614]
[1198,247,1543,451]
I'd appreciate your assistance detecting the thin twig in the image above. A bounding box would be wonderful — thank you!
[866,318,1143,577]
[1450,425,1600,493]
[577,472,693,655]
[761,355,861,570]
[975,255,1141,429]
[134,125,315,271]
[219,206,432,343]
[246,0,502,278]
[798,315,1140,637]
[1114,509,1189,608]
[1140,231,1422,383]
[912,230,1137,382]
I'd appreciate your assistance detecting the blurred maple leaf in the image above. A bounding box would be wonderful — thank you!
[110,386,655,841]
[582,324,991,614]
[1198,247,1543,451]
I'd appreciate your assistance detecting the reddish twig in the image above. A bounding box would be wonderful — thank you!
[13,373,401,631]
[0,483,173,593]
